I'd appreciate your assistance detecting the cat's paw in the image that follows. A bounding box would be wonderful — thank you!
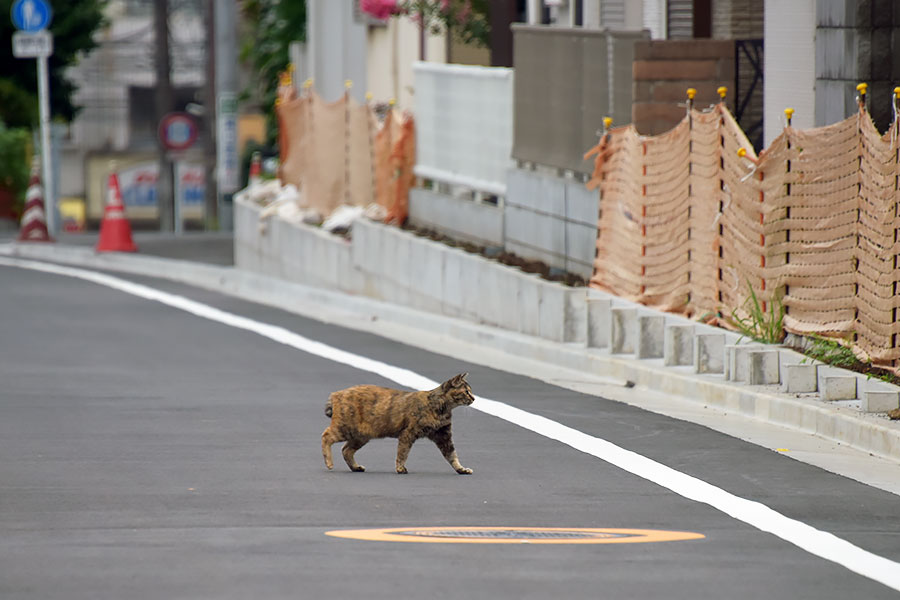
[456,467,473,475]
[351,465,366,472]
[396,465,408,474]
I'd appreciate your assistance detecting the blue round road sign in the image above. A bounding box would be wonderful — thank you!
[11,0,52,32]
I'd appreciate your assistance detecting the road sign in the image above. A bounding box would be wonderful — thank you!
[11,0,52,32]
[158,112,198,152]
[12,30,52,58]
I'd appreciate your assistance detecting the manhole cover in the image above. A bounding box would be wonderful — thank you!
[326,527,705,544]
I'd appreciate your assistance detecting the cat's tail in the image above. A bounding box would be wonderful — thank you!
[324,397,333,418]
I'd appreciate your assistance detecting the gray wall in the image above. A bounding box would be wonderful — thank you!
[512,25,649,175]
[408,168,599,280]
[504,169,597,279]
[815,0,900,132]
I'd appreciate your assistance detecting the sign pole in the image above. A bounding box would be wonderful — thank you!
[36,52,54,236]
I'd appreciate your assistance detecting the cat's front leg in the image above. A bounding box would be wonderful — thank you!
[395,432,417,474]
[429,425,473,475]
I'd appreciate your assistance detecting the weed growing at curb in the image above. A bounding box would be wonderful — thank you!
[724,282,786,345]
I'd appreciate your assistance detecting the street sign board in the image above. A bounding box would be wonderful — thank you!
[12,30,52,58]
[216,93,239,193]
[11,0,52,32]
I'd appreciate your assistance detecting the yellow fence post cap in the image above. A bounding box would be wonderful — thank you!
[784,108,794,119]
[717,86,727,99]
[365,92,373,102]
[303,78,314,89]
[388,98,396,106]
[603,117,613,128]
[856,82,868,93]
[344,79,353,89]
[894,86,900,98]
[686,88,697,100]
[737,148,747,158]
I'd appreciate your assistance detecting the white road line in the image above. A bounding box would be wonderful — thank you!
[3,256,899,593]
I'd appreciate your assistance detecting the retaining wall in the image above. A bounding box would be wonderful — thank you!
[235,196,900,428]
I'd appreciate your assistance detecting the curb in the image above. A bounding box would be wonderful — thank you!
[2,241,899,463]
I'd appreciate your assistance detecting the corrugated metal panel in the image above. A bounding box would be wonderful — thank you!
[512,25,648,174]
[600,0,625,29]
[667,0,693,39]
[414,62,514,194]
[643,0,666,39]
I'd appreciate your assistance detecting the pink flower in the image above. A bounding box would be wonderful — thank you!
[457,0,472,24]
[360,0,399,20]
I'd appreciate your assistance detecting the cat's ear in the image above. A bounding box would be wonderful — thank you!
[441,377,455,392]
[452,373,468,386]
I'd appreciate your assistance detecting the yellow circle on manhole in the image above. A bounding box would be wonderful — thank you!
[325,527,705,544]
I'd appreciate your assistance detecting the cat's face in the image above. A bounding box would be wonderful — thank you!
[442,373,475,407]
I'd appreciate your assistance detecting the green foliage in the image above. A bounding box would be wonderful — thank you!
[399,0,490,48]
[0,120,31,210]
[0,0,107,127]
[239,0,307,146]
[802,335,860,370]
[725,281,786,344]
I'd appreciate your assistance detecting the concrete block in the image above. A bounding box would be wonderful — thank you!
[695,334,725,374]
[504,205,567,264]
[563,288,588,344]
[441,248,466,316]
[586,297,612,348]
[748,350,781,385]
[409,188,504,247]
[861,391,900,413]
[664,325,694,366]
[538,280,565,342]
[507,167,567,215]
[636,315,665,359]
[726,344,753,382]
[518,272,542,337]
[610,308,637,354]
[782,364,818,393]
[565,179,600,227]
[565,220,599,278]
[817,366,857,401]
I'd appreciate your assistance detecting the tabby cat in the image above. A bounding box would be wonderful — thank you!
[322,373,475,474]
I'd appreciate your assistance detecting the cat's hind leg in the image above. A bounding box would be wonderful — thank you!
[342,438,368,472]
[321,426,343,470]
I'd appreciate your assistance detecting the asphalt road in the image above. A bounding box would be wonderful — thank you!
[1,261,899,599]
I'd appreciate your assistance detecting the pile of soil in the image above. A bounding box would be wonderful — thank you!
[400,224,587,287]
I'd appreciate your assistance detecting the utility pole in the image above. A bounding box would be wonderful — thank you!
[154,0,174,232]
[215,0,239,230]
[203,0,218,229]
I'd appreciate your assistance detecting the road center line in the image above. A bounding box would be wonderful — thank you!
[4,256,899,592]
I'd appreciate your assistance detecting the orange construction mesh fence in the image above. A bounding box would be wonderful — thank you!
[276,89,416,224]
[587,103,900,366]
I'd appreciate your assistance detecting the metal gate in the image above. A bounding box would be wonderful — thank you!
[735,38,764,152]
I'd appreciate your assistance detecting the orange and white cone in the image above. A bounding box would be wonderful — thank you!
[17,159,53,242]
[96,172,137,253]
[249,151,262,187]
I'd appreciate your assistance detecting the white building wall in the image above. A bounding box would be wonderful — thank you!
[763,0,816,146]
[366,17,446,110]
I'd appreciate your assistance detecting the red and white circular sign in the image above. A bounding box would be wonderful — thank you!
[158,112,198,151]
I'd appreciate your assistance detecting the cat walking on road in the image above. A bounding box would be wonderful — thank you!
[322,373,475,475]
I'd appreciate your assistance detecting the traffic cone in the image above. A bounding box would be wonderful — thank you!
[249,151,262,187]
[17,158,53,242]
[96,172,137,252]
